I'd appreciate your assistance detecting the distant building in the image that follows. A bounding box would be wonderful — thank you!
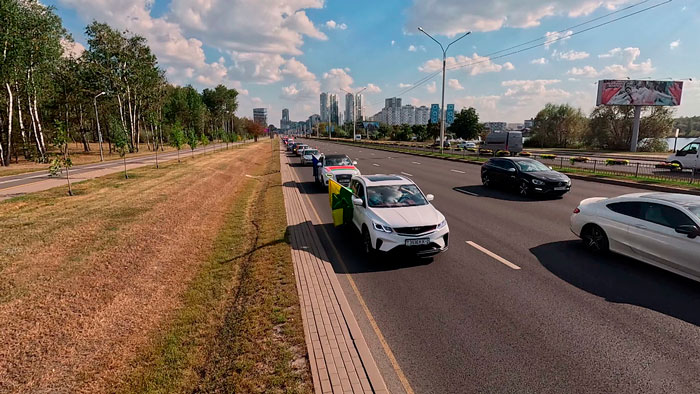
[281,108,290,129]
[356,94,364,121]
[524,118,534,129]
[506,123,524,130]
[329,94,339,125]
[253,108,268,127]
[415,106,430,125]
[400,105,416,125]
[306,114,321,134]
[483,122,507,132]
[320,93,329,123]
[345,93,354,124]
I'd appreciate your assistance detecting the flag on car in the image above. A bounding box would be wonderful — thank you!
[328,179,354,226]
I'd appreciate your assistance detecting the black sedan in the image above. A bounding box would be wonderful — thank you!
[481,157,571,197]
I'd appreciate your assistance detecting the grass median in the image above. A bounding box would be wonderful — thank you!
[0,139,311,393]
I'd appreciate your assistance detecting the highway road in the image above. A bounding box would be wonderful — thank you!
[290,138,700,394]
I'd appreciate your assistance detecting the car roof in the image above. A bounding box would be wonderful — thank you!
[357,174,413,186]
[324,154,350,159]
[614,192,700,208]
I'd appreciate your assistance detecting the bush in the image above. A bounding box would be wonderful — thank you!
[466,147,477,152]
[569,156,590,164]
[496,150,510,157]
[479,149,493,156]
[605,159,629,166]
[638,138,670,152]
[655,162,681,171]
[540,154,557,160]
[518,151,532,157]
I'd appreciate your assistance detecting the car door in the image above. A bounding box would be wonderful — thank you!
[485,159,506,184]
[500,160,518,188]
[350,180,367,232]
[676,142,699,169]
[625,202,700,276]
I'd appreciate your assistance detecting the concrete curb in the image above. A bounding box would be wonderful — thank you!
[310,138,700,196]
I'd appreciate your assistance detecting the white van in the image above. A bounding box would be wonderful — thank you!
[481,131,523,154]
[667,138,700,170]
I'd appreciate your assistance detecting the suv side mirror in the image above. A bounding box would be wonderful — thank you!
[352,197,364,206]
[353,161,358,165]
[675,225,700,239]
[507,168,516,173]
[425,194,434,202]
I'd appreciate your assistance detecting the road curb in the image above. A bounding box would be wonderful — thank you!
[308,138,700,196]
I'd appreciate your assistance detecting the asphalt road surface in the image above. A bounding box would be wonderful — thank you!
[290,138,700,394]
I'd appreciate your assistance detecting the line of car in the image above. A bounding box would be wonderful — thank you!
[285,137,700,284]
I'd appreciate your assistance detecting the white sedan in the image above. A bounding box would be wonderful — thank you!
[571,192,700,281]
[348,175,449,257]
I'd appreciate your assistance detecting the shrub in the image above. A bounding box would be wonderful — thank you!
[569,156,590,164]
[518,151,532,157]
[655,162,681,170]
[540,154,557,160]
[638,138,670,152]
[605,159,629,166]
[496,150,510,157]
[466,147,477,152]
[479,149,493,156]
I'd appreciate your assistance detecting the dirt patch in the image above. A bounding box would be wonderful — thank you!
[0,142,272,392]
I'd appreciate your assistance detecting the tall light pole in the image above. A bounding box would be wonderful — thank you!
[342,87,367,142]
[93,91,106,161]
[418,27,470,154]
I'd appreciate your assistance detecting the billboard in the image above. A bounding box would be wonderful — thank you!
[446,104,455,125]
[430,104,440,124]
[597,80,683,106]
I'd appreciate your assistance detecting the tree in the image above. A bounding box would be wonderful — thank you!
[112,120,129,179]
[200,132,209,154]
[426,121,440,140]
[186,129,198,158]
[169,122,185,162]
[448,107,483,140]
[244,119,265,142]
[586,106,674,150]
[529,103,588,148]
[48,122,73,195]
[411,124,428,142]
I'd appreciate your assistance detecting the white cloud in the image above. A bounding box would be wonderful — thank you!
[60,38,85,58]
[362,83,382,93]
[406,1,636,35]
[426,81,437,93]
[567,65,599,78]
[281,57,316,81]
[398,83,413,88]
[544,30,573,49]
[322,68,354,92]
[391,40,396,46]
[408,45,417,52]
[419,53,514,76]
[530,57,548,65]
[325,20,347,30]
[555,50,589,61]
[670,39,681,49]
[448,78,465,90]
[578,47,654,78]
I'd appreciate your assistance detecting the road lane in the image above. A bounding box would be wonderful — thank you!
[290,139,700,393]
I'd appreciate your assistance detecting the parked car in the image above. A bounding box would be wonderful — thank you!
[287,142,297,152]
[314,154,360,187]
[481,157,571,197]
[457,141,477,150]
[571,192,700,282]
[300,148,319,165]
[348,175,449,257]
[480,131,523,154]
[667,138,700,171]
[294,144,308,155]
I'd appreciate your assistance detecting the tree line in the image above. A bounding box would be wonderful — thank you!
[0,0,262,168]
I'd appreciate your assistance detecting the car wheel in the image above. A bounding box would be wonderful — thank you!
[518,181,529,197]
[482,173,491,187]
[581,224,609,253]
[362,227,375,257]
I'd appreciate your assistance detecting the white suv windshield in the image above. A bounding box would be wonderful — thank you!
[367,185,427,208]
[325,157,353,166]
[304,150,318,155]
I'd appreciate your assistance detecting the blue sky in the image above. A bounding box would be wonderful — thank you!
[48,0,700,125]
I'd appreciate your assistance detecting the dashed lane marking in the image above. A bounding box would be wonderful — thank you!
[373,163,380,167]
[411,161,421,165]
[455,189,479,197]
[401,172,414,177]
[450,169,466,174]
[466,241,521,270]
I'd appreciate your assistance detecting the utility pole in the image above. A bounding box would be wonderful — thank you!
[93,92,106,161]
[418,27,470,154]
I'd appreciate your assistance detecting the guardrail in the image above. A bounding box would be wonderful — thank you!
[307,137,699,185]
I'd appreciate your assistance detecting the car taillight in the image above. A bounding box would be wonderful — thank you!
[573,207,580,214]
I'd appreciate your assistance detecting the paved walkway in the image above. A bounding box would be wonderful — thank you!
[280,149,388,394]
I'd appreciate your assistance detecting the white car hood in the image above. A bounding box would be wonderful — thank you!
[370,204,443,227]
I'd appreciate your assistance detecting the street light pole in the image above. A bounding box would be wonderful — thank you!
[418,27,471,155]
[93,91,106,161]
[342,87,367,142]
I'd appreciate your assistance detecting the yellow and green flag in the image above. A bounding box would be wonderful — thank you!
[328,179,354,227]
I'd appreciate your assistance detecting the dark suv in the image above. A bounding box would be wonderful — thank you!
[481,157,571,197]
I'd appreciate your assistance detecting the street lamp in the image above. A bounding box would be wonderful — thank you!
[93,91,106,161]
[418,27,470,154]
[341,87,367,142]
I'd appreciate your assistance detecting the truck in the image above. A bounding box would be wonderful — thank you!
[480,131,523,154]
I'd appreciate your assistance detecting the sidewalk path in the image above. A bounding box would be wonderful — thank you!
[280,149,388,394]
[0,142,245,200]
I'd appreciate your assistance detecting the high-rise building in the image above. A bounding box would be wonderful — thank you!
[281,108,290,129]
[356,94,364,121]
[329,94,339,125]
[400,105,416,125]
[385,97,401,109]
[415,106,430,125]
[382,97,402,125]
[345,93,354,125]
[320,93,329,123]
[253,108,267,127]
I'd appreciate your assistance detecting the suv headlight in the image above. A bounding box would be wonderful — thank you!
[437,219,447,229]
[326,173,333,178]
[373,222,393,233]
[531,179,545,186]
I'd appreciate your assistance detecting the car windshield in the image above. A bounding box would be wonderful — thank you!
[515,160,551,172]
[367,185,428,208]
[304,150,318,155]
[325,157,353,166]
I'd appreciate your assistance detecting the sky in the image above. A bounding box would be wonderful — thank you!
[47,0,700,125]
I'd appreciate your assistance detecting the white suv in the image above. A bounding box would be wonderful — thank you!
[348,175,449,257]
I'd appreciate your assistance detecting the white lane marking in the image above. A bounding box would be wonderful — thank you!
[466,241,521,270]
[372,163,380,167]
[411,161,421,165]
[450,169,466,174]
[455,189,479,197]
[400,172,414,177]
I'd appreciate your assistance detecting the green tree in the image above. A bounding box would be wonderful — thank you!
[169,122,185,162]
[530,103,588,148]
[112,120,130,179]
[186,129,198,158]
[411,124,428,141]
[448,107,483,140]
[586,106,674,150]
[48,122,74,195]
[426,121,440,140]
[200,132,209,154]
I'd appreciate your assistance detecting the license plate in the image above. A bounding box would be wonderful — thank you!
[554,186,568,191]
[406,238,430,246]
